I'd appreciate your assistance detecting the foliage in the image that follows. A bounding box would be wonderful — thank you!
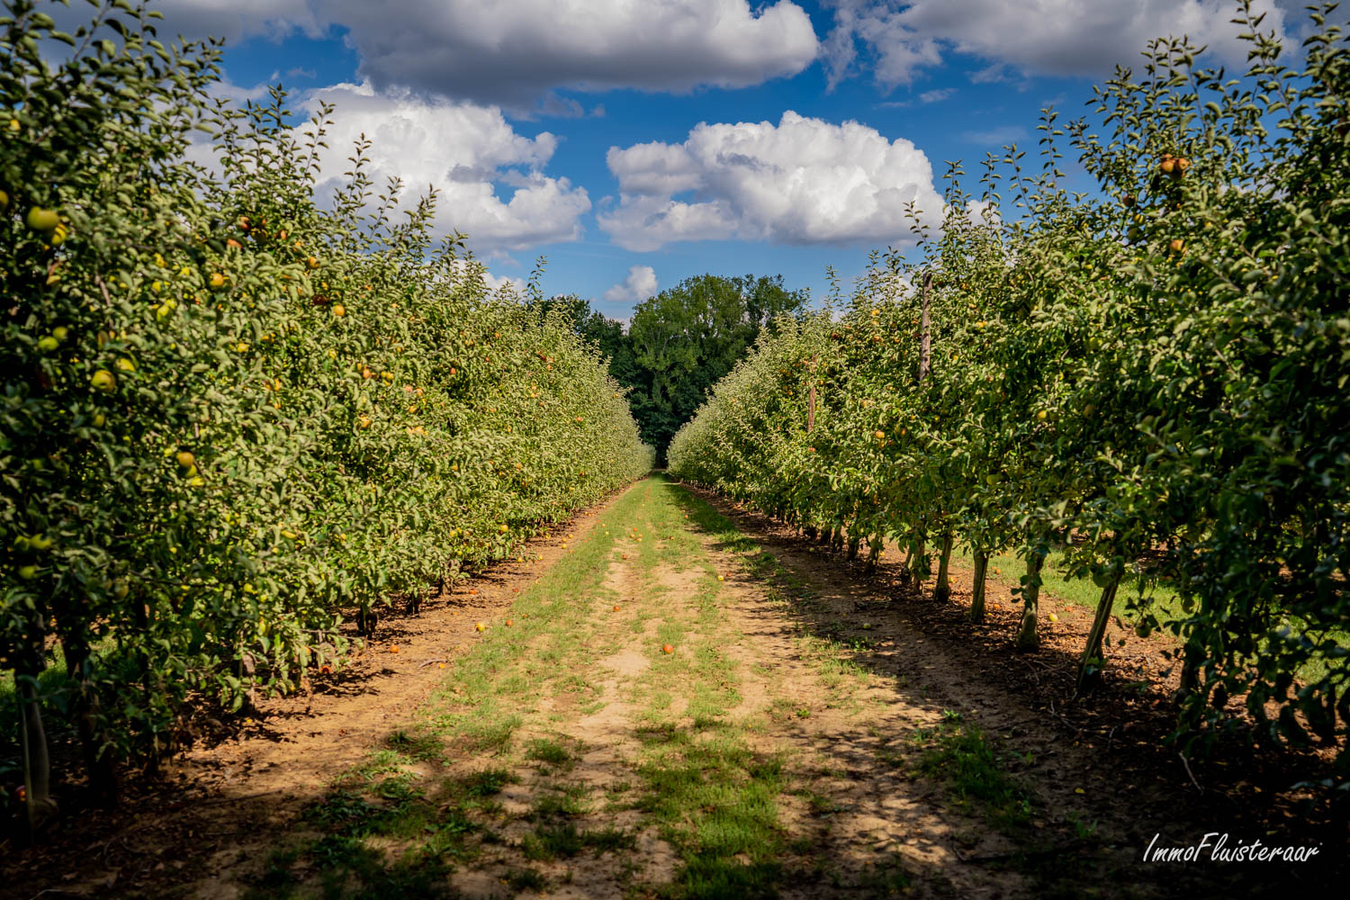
[627,274,810,459]
[670,2,1349,772]
[527,292,644,390]
[0,0,650,814]
[528,276,810,463]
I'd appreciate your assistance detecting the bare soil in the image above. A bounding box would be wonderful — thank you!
[681,485,1346,896]
[2,478,1344,900]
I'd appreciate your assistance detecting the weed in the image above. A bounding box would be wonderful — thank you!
[913,716,1032,831]
[457,766,517,798]
[506,867,548,892]
[1066,810,1100,841]
[530,789,589,820]
[582,826,638,854]
[855,853,912,895]
[526,736,574,767]
[385,728,445,763]
[523,822,583,860]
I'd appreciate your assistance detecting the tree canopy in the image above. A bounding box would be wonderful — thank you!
[544,274,810,460]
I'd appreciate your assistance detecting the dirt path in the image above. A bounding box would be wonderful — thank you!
[6,476,1340,899]
[2,497,620,900]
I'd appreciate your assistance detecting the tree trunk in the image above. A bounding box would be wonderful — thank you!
[919,271,932,383]
[899,540,914,583]
[1015,549,1045,651]
[969,551,989,623]
[934,533,954,601]
[1176,640,1204,705]
[15,665,57,836]
[804,525,817,542]
[60,633,119,805]
[132,590,163,765]
[1075,572,1123,696]
[864,536,881,574]
[846,533,860,560]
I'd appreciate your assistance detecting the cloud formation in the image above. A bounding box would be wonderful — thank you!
[481,270,528,295]
[154,0,322,44]
[160,1,819,111]
[603,265,659,303]
[824,0,1291,90]
[599,111,941,251]
[294,83,591,254]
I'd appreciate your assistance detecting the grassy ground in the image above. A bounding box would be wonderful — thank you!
[241,476,1044,899]
[949,547,1181,625]
[948,547,1341,685]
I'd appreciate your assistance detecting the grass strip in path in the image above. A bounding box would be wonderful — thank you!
[243,475,1052,899]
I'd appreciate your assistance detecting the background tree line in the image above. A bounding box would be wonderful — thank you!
[529,274,810,462]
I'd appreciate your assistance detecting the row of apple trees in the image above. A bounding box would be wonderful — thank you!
[670,4,1349,772]
[1,0,653,825]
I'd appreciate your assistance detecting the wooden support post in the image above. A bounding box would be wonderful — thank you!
[1016,548,1045,651]
[919,271,932,383]
[1076,571,1123,696]
[969,552,989,623]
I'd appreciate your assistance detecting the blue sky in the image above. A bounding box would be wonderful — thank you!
[157,0,1306,318]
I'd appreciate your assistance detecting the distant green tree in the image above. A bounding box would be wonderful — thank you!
[628,274,810,459]
[525,294,591,333]
[583,312,645,392]
[531,277,809,461]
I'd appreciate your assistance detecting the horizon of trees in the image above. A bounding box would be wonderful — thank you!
[528,273,811,461]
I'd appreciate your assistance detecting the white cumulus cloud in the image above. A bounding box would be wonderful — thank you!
[151,1,820,111]
[441,259,529,297]
[603,265,659,303]
[965,198,1001,228]
[295,83,590,253]
[823,0,1291,90]
[598,111,942,251]
[482,271,528,295]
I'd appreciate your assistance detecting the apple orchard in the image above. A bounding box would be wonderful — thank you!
[3,0,1349,843]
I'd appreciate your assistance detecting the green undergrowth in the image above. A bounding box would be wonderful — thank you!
[636,720,789,900]
[912,710,1032,833]
[244,745,508,899]
[951,548,1341,687]
[2,638,116,790]
[952,548,1181,625]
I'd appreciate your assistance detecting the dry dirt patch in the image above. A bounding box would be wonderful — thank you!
[2,497,624,900]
